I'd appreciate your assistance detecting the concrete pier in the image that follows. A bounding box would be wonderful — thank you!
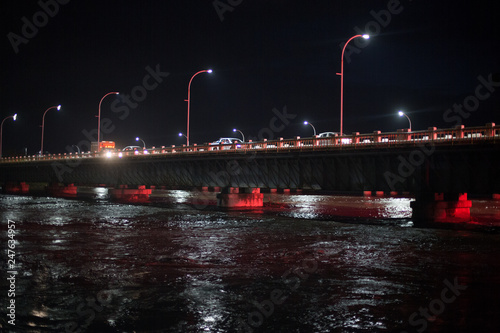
[109,185,152,203]
[3,182,29,194]
[410,193,472,224]
[217,187,264,208]
[47,183,78,198]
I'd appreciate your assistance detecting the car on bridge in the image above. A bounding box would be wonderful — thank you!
[123,145,142,151]
[209,138,243,150]
[121,146,146,156]
[317,132,352,144]
[318,132,339,138]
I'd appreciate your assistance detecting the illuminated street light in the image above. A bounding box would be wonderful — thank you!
[179,132,188,145]
[232,128,245,142]
[303,121,316,136]
[398,110,412,131]
[0,113,17,158]
[185,69,212,146]
[40,105,61,155]
[97,92,119,151]
[337,34,370,135]
[135,136,146,149]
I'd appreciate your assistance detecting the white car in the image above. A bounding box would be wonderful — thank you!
[209,138,243,150]
[318,132,339,138]
[122,145,143,151]
[210,138,243,145]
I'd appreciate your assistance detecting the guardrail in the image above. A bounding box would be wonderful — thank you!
[1,123,497,163]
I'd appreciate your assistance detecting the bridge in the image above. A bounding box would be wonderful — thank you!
[1,123,499,225]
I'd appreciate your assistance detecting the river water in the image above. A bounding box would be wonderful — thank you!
[1,191,500,333]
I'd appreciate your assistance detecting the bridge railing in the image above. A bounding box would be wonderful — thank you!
[1,123,497,163]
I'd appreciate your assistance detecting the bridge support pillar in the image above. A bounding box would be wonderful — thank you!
[109,185,152,203]
[3,182,29,194]
[47,183,78,198]
[410,193,472,225]
[217,187,264,208]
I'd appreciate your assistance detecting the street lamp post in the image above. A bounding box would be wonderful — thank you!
[0,113,17,158]
[40,105,61,155]
[135,136,146,149]
[337,34,370,135]
[185,69,212,146]
[398,111,412,131]
[178,132,188,145]
[72,145,81,154]
[232,128,245,142]
[303,121,316,136]
[97,92,119,151]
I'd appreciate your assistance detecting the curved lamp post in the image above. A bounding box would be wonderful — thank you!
[398,111,412,131]
[135,136,146,149]
[337,34,369,135]
[232,128,245,142]
[0,113,17,158]
[71,144,81,154]
[303,121,316,136]
[185,69,212,146]
[178,132,188,145]
[41,105,61,155]
[97,92,119,151]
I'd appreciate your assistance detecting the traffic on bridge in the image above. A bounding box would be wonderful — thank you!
[1,123,497,162]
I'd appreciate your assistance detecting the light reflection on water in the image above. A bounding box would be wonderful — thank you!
[0,192,499,332]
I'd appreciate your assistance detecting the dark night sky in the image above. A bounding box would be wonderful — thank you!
[1,0,499,155]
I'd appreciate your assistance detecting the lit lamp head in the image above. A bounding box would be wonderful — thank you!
[178,132,183,137]
[207,69,213,73]
[13,114,17,121]
[135,137,140,141]
[57,105,61,111]
[362,34,370,39]
[303,121,309,125]
[398,111,404,117]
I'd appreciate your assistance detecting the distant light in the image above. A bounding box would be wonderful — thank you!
[398,111,404,117]
[118,152,123,158]
[57,105,61,111]
[207,69,213,73]
[13,114,17,121]
[362,34,370,39]
[303,121,309,125]
[106,151,112,158]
